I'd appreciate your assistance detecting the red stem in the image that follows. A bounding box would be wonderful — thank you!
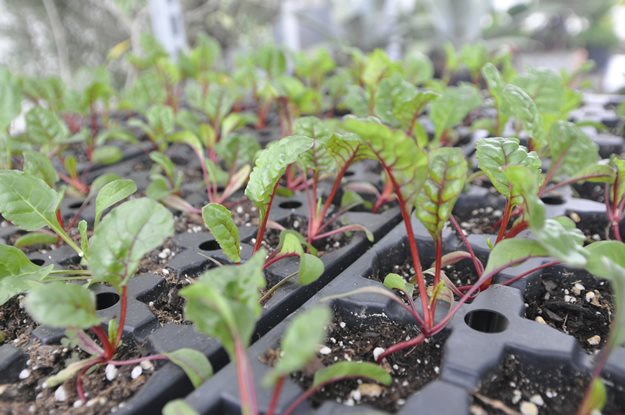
[499,261,560,287]
[56,209,65,232]
[266,376,285,415]
[504,221,528,239]
[91,326,114,360]
[253,181,280,253]
[234,338,259,415]
[376,332,426,363]
[496,196,513,244]
[449,215,484,275]
[378,158,431,329]
[263,253,299,270]
[115,286,128,350]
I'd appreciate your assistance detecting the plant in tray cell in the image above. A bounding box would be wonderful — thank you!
[428,82,482,146]
[177,252,391,415]
[293,47,336,115]
[15,197,211,402]
[128,104,175,153]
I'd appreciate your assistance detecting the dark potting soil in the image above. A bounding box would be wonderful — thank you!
[572,182,606,204]
[137,238,182,276]
[470,353,625,415]
[261,215,353,256]
[144,272,195,326]
[266,310,446,412]
[454,205,504,235]
[524,269,614,353]
[0,296,34,346]
[0,340,159,415]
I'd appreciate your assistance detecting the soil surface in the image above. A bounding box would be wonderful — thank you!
[0,340,158,415]
[566,211,614,245]
[142,272,195,326]
[265,308,446,412]
[572,182,606,204]
[524,268,614,352]
[0,296,34,346]
[471,353,625,415]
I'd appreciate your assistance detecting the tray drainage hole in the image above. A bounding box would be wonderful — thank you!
[68,201,83,209]
[279,200,302,209]
[540,195,565,205]
[30,258,45,266]
[464,309,509,333]
[199,240,220,251]
[96,292,120,310]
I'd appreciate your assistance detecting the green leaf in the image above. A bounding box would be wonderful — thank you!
[476,137,541,203]
[342,118,428,211]
[504,165,545,230]
[484,239,548,275]
[94,179,137,227]
[312,361,392,388]
[0,244,53,305]
[25,107,69,144]
[343,85,369,116]
[263,306,331,386]
[375,74,438,130]
[25,283,100,329]
[459,44,488,74]
[78,220,88,257]
[14,232,58,248]
[0,170,62,231]
[180,250,266,357]
[547,121,599,178]
[245,135,313,220]
[502,84,541,140]
[512,69,565,114]
[149,152,176,181]
[162,400,200,415]
[611,156,625,204]
[168,130,203,154]
[299,253,324,285]
[430,84,481,142]
[586,379,607,413]
[88,173,122,197]
[201,203,240,263]
[585,241,625,346]
[64,155,78,178]
[23,151,59,187]
[534,218,587,268]
[383,272,414,299]
[89,198,174,289]
[402,50,434,84]
[415,148,467,238]
[164,348,213,388]
[91,146,123,165]
[482,63,504,96]
[44,357,100,388]
[570,163,615,185]
[256,44,287,78]
[0,69,22,131]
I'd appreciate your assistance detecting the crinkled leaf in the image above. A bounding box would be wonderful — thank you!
[0,244,53,305]
[164,348,213,388]
[293,117,335,172]
[25,107,69,144]
[502,84,541,140]
[430,84,481,142]
[570,163,615,185]
[482,63,504,97]
[375,74,438,129]
[23,151,58,187]
[25,283,100,329]
[201,203,240,263]
[415,148,467,238]
[0,170,62,231]
[263,306,331,386]
[547,121,599,178]
[504,165,545,230]
[313,361,392,388]
[476,137,541,203]
[584,241,625,346]
[180,250,266,356]
[14,232,58,248]
[94,179,137,227]
[245,135,313,219]
[89,198,174,289]
[403,50,433,84]
[343,118,428,210]
[343,85,369,116]
[512,69,564,114]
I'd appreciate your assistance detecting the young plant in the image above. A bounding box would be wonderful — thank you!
[180,252,391,415]
[429,83,482,146]
[15,198,211,401]
[128,104,175,152]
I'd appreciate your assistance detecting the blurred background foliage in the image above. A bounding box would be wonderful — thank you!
[0,0,622,90]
